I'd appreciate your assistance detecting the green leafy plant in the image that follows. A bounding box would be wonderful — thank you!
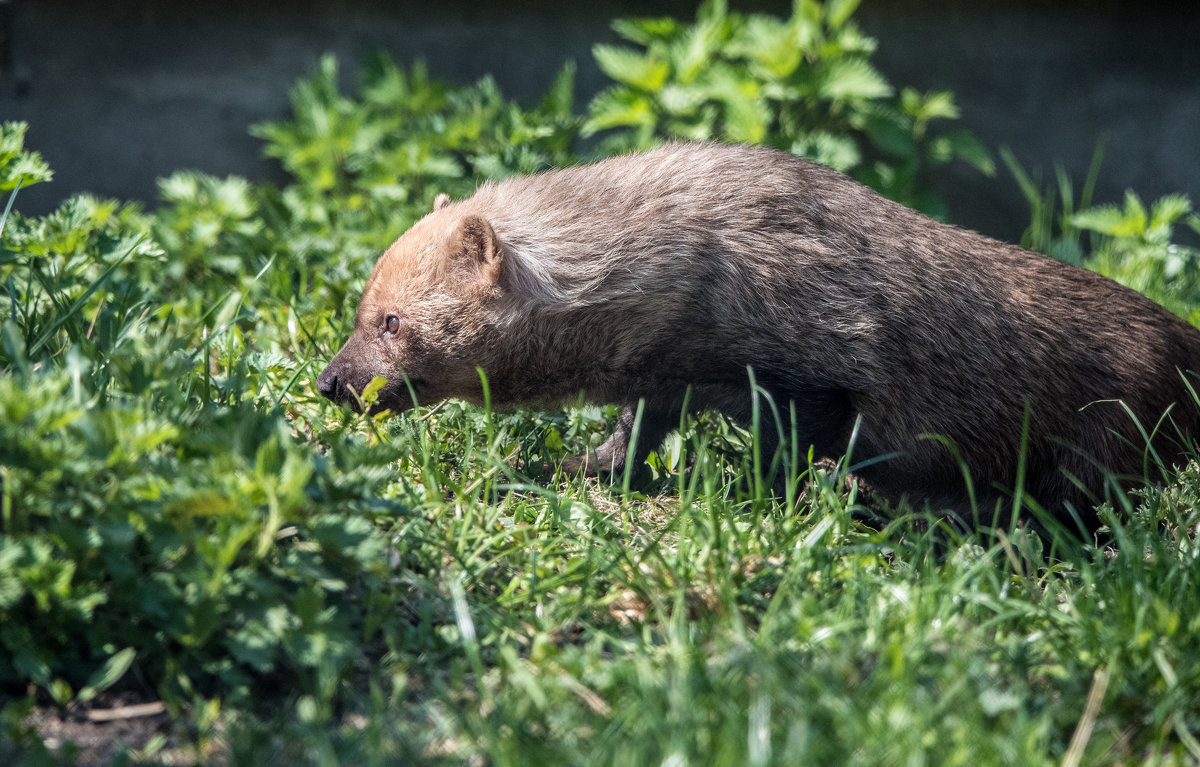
[585,0,993,216]
[0,125,421,726]
[1004,142,1200,320]
[1073,191,1200,319]
[0,122,53,192]
[252,53,580,216]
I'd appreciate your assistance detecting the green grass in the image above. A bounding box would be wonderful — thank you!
[2,22,1200,764]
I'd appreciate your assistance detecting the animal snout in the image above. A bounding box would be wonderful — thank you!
[316,362,344,402]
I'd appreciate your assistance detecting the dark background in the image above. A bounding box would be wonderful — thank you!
[2,0,1198,243]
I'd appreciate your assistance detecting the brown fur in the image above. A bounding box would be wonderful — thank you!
[317,143,1200,524]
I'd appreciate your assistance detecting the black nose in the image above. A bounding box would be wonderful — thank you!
[316,364,339,401]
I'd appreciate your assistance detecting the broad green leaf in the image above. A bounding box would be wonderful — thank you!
[674,2,731,85]
[1048,237,1085,266]
[930,130,995,175]
[656,84,708,116]
[1072,204,1142,237]
[791,132,862,172]
[818,58,892,101]
[724,94,771,144]
[790,1,823,54]
[862,111,916,159]
[583,88,656,136]
[729,16,803,78]
[592,44,669,91]
[537,61,577,118]
[360,375,389,406]
[49,679,73,706]
[1123,190,1148,233]
[612,17,681,46]
[1151,194,1192,228]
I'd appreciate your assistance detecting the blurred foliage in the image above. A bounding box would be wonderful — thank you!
[0,122,53,192]
[252,53,579,214]
[584,0,993,217]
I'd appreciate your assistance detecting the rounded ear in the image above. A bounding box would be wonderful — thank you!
[452,214,503,283]
[433,193,451,211]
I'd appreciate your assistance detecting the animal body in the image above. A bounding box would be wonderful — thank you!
[316,143,1200,524]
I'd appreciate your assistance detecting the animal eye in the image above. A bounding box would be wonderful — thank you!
[385,315,401,334]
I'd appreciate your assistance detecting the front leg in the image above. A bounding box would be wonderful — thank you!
[561,402,675,477]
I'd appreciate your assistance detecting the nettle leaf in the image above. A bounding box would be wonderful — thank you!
[1151,194,1192,228]
[656,84,708,116]
[592,45,669,92]
[862,110,917,159]
[791,0,823,53]
[728,16,801,79]
[1073,204,1144,238]
[612,17,681,46]
[311,514,388,568]
[931,130,995,175]
[791,132,862,172]
[818,58,892,102]
[902,88,960,123]
[537,62,577,118]
[704,68,769,144]
[1048,237,1085,266]
[673,0,731,84]
[0,122,54,190]
[1122,190,1149,233]
[583,88,656,136]
[828,20,878,56]
[724,97,771,144]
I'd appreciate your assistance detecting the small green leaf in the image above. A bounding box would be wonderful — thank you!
[360,375,388,406]
[49,679,74,706]
[902,88,960,123]
[932,131,995,175]
[78,648,137,703]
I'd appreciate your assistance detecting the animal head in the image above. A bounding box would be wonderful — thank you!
[316,195,509,413]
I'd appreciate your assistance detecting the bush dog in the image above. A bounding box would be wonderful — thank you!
[317,143,1200,523]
